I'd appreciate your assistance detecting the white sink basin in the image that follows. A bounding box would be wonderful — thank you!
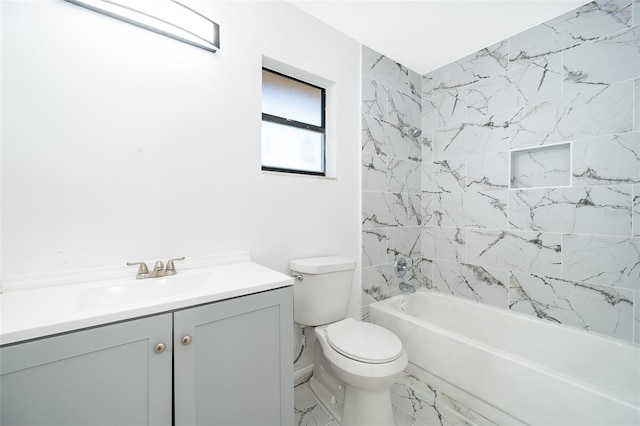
[76,269,213,311]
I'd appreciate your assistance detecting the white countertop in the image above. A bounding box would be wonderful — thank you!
[0,261,293,345]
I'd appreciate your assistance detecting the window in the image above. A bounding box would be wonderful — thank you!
[261,68,326,175]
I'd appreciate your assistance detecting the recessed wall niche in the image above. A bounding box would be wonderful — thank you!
[510,143,571,189]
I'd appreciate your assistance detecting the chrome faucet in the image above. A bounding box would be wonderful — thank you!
[395,256,415,293]
[127,257,185,279]
[399,281,416,293]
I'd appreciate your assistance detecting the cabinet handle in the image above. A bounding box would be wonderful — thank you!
[181,335,192,345]
[154,343,166,354]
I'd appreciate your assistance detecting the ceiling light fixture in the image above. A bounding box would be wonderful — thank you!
[64,0,220,53]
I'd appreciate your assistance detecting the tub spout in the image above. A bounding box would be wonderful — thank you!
[399,281,415,293]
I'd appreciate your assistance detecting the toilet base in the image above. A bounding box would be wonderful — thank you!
[309,376,344,423]
[343,386,394,426]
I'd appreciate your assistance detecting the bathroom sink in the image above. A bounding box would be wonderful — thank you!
[76,269,212,311]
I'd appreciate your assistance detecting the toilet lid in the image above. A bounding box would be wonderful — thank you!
[326,318,403,364]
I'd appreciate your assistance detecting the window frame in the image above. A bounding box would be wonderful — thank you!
[261,68,327,176]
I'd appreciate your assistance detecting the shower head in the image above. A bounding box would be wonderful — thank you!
[409,127,422,138]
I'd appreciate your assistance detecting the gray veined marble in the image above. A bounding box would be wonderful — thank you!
[362,228,387,267]
[634,291,640,343]
[509,272,634,340]
[464,190,509,229]
[432,260,509,308]
[362,115,422,162]
[422,194,434,228]
[363,153,421,193]
[422,89,466,131]
[431,40,509,96]
[362,192,421,229]
[466,54,562,124]
[635,78,640,130]
[362,77,421,129]
[563,26,640,96]
[433,112,511,160]
[466,152,509,191]
[386,226,421,262]
[362,46,421,100]
[422,72,434,100]
[573,132,640,186]
[635,0,640,25]
[508,185,633,236]
[432,193,465,227]
[634,184,640,235]
[509,0,633,66]
[391,373,498,426]
[422,227,466,263]
[422,158,466,194]
[509,80,634,150]
[563,234,640,290]
[466,229,562,277]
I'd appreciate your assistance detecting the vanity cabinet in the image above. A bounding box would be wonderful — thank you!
[0,286,293,426]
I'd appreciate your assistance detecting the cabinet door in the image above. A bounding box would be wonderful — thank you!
[0,314,172,426]
[174,287,293,426]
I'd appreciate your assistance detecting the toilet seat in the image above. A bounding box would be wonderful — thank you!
[326,318,403,364]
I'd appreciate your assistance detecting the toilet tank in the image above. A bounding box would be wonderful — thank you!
[290,256,356,326]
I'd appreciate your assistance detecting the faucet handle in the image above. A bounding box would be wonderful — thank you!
[165,256,185,275]
[127,261,150,279]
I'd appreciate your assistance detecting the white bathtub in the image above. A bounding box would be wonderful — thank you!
[369,290,640,425]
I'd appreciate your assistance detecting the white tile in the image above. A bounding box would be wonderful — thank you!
[467,55,562,123]
[464,190,509,229]
[362,192,421,229]
[563,26,640,95]
[362,228,387,267]
[466,152,509,191]
[573,132,640,186]
[362,115,421,161]
[562,234,640,290]
[423,90,466,130]
[362,152,388,192]
[422,227,466,263]
[509,0,632,66]
[433,113,510,160]
[433,193,464,227]
[635,78,640,131]
[432,260,509,308]
[634,184,640,236]
[386,226,421,261]
[510,81,634,150]
[422,158,466,194]
[362,45,421,100]
[294,382,336,426]
[510,272,634,341]
[466,229,561,277]
[432,40,508,96]
[508,186,633,236]
[422,194,434,228]
[634,291,640,343]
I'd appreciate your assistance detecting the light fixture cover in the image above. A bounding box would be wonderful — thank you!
[64,0,220,52]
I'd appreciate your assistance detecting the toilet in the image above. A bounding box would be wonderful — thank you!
[290,256,408,426]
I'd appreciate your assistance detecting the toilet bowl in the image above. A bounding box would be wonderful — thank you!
[290,255,407,426]
[311,319,408,426]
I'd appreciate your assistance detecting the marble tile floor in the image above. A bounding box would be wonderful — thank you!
[294,373,497,426]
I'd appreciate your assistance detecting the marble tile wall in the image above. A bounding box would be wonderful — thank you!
[362,46,425,313]
[363,0,640,344]
[420,0,639,344]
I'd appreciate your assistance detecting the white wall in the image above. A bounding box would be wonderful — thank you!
[0,0,362,313]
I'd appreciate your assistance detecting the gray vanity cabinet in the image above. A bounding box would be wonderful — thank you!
[0,314,173,426]
[0,286,293,426]
[173,286,294,426]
